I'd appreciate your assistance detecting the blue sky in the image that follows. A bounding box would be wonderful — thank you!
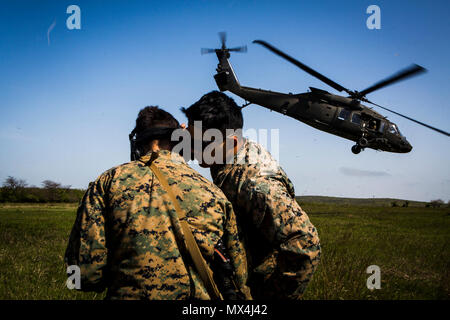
[0,0,449,201]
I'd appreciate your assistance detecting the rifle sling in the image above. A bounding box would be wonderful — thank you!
[148,162,223,300]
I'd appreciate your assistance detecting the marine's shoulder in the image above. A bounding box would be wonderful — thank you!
[245,139,265,154]
[237,140,280,177]
[242,141,296,194]
[94,160,145,183]
[179,163,229,198]
[109,160,144,174]
[149,153,230,202]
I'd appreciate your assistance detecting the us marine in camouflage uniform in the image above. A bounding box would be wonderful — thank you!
[182,91,321,299]
[65,106,251,300]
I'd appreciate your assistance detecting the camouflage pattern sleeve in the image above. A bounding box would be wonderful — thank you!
[235,169,321,299]
[64,175,110,292]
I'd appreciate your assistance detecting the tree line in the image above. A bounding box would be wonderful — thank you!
[0,176,85,203]
[2,176,449,206]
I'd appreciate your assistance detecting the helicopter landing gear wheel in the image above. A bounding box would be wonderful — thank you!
[352,144,362,154]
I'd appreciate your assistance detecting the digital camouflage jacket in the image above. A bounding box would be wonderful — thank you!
[210,139,321,299]
[65,150,251,300]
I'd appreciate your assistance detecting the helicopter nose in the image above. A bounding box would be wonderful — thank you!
[400,138,412,152]
[405,143,412,152]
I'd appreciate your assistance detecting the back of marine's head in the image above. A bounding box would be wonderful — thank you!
[181,91,243,134]
[132,106,179,155]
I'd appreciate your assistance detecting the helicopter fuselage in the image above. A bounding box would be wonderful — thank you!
[213,50,412,154]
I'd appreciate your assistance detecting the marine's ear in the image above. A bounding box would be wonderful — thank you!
[232,135,239,149]
[224,135,240,160]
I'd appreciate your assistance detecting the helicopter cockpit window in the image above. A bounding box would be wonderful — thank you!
[379,121,385,133]
[368,119,378,130]
[351,113,361,125]
[388,124,399,134]
[338,109,350,121]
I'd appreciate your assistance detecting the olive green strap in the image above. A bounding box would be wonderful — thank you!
[149,162,223,300]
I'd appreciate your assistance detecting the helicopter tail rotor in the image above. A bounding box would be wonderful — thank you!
[201,48,217,55]
[201,32,247,55]
[219,31,227,49]
[228,45,247,53]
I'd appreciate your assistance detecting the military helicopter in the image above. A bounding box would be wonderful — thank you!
[201,33,449,154]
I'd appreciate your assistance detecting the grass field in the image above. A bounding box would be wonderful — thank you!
[0,200,449,300]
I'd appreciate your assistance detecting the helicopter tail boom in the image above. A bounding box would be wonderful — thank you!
[214,51,299,113]
[214,50,241,92]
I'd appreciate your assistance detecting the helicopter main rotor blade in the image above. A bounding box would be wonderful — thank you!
[366,100,450,137]
[253,40,353,95]
[358,64,427,98]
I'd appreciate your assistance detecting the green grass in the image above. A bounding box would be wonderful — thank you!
[296,195,427,207]
[0,202,449,300]
[0,203,103,299]
[299,202,450,300]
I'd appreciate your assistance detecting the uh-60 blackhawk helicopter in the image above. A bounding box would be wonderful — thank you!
[201,33,450,154]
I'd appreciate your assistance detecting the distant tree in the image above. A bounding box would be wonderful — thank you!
[41,180,62,189]
[41,180,72,202]
[3,176,27,189]
[0,176,83,203]
[429,199,444,208]
[1,176,28,202]
[42,180,60,202]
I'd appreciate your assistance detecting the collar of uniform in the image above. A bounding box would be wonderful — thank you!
[210,138,249,185]
[234,138,250,164]
[138,150,186,165]
[220,137,250,166]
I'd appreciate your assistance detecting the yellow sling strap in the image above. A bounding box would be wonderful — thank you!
[148,161,223,300]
